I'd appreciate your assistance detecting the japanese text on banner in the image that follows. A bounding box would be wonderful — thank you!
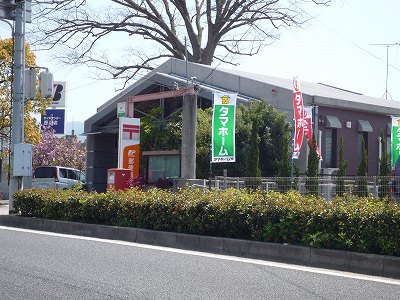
[391,117,400,168]
[292,78,304,159]
[212,93,237,163]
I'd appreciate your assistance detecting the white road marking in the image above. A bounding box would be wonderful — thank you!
[1,225,400,286]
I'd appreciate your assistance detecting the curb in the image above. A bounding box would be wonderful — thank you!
[0,215,399,279]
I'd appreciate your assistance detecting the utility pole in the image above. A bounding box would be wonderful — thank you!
[181,38,197,179]
[181,89,197,179]
[371,42,400,100]
[9,0,26,212]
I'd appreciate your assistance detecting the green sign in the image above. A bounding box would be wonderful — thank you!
[392,117,400,168]
[212,93,237,163]
[117,102,127,118]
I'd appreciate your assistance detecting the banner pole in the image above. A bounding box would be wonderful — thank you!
[209,142,213,189]
[291,118,295,188]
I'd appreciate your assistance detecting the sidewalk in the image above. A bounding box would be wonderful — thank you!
[0,200,9,215]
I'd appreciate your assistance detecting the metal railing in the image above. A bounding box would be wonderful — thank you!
[210,176,397,201]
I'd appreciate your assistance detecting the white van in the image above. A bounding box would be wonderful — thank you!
[32,166,86,190]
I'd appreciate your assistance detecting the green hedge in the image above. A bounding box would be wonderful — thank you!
[13,188,400,256]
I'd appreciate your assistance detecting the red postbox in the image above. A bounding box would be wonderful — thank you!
[107,168,132,190]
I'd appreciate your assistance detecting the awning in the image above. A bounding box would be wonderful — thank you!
[358,120,373,132]
[325,115,342,128]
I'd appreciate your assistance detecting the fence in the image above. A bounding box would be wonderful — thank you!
[210,175,397,201]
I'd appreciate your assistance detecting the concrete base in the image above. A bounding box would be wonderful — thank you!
[1,215,399,280]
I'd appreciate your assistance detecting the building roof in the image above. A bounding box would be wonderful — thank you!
[225,67,400,111]
[85,58,400,134]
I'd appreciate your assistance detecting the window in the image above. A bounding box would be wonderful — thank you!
[387,136,391,158]
[59,168,67,178]
[148,155,180,184]
[79,172,86,183]
[34,167,57,178]
[325,129,337,168]
[67,169,78,180]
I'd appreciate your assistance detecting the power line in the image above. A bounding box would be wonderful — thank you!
[292,2,400,74]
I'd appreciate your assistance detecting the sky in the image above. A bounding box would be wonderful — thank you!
[232,0,400,102]
[0,0,399,132]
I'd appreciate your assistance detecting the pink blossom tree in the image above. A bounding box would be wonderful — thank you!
[32,127,86,171]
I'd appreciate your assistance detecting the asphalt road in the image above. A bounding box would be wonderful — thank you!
[1,226,399,300]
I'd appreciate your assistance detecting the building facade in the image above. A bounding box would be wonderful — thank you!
[84,58,400,192]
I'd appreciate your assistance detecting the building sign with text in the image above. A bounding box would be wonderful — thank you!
[118,117,140,177]
[41,109,65,134]
[51,81,67,107]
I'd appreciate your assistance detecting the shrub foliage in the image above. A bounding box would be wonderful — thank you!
[13,188,400,256]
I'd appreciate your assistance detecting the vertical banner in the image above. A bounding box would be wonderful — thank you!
[391,117,400,168]
[304,106,313,143]
[118,117,140,177]
[292,78,304,159]
[212,93,237,163]
[304,106,322,158]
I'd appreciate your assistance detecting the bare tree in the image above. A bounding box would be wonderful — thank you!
[30,0,332,87]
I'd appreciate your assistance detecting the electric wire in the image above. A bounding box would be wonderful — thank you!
[291,1,400,73]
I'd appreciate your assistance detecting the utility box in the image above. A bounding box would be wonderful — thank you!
[107,168,131,190]
[25,68,36,99]
[13,143,32,177]
[39,71,54,98]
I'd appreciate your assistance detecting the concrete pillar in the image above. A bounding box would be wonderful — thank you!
[181,93,197,179]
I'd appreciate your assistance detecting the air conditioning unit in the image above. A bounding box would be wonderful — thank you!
[321,168,339,177]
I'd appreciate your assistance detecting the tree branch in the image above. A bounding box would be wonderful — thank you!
[30,0,333,85]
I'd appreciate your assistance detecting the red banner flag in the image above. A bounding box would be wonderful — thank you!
[304,106,321,158]
[304,107,313,144]
[292,78,304,159]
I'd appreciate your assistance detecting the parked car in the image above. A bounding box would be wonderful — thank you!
[32,166,86,190]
